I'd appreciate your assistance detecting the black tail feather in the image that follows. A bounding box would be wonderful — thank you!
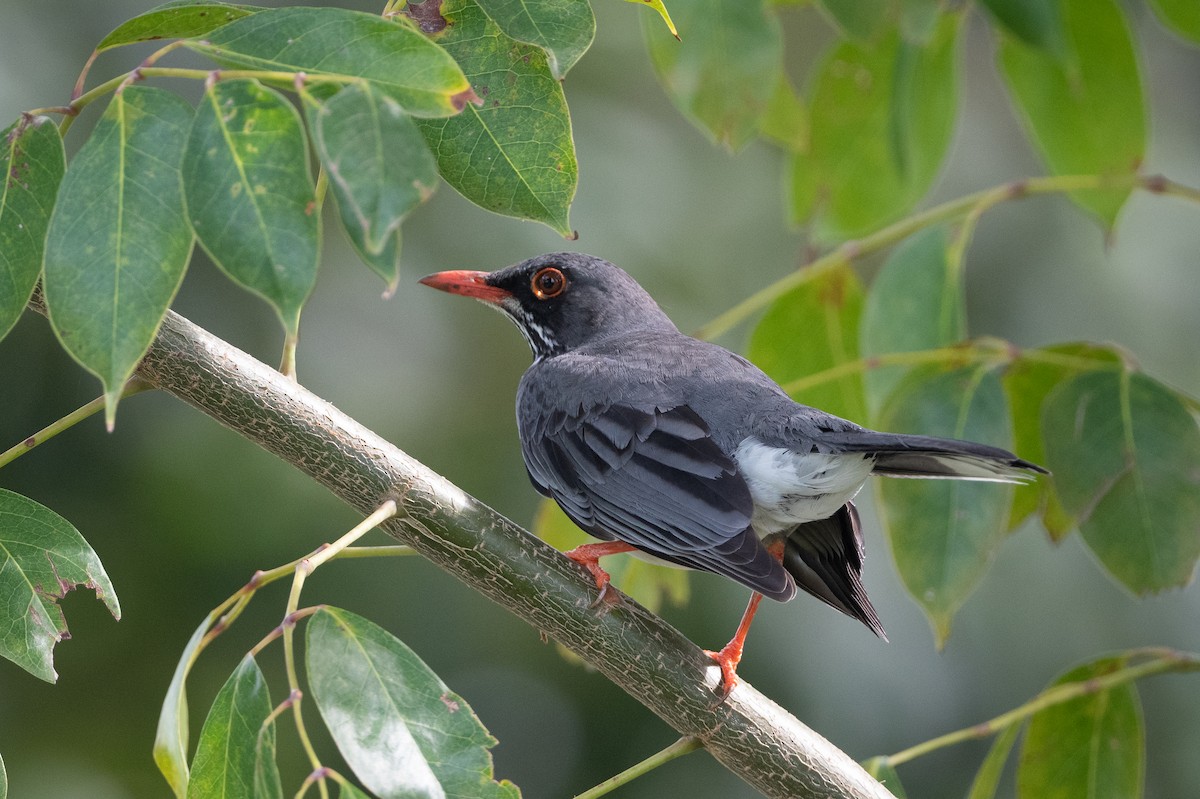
[779,502,887,640]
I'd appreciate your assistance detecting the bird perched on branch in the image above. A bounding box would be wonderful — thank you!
[420,252,1045,696]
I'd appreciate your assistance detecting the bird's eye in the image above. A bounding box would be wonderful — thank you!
[531,266,567,300]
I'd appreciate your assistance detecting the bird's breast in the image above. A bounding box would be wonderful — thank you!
[734,437,875,535]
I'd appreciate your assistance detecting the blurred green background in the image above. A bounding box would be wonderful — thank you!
[1,1,1198,797]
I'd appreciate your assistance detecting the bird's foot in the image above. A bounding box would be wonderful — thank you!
[702,641,744,704]
[564,541,635,608]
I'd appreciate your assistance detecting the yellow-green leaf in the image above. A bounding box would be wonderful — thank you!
[998,0,1145,229]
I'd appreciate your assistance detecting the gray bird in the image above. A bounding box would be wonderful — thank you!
[420,252,1045,694]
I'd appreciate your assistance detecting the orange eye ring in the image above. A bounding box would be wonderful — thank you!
[531,266,567,299]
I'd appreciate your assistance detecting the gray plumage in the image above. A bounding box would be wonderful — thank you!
[423,252,1046,638]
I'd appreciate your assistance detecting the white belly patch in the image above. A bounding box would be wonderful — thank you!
[734,437,874,535]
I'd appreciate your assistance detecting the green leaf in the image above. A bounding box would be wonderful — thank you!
[898,0,942,43]
[336,784,372,799]
[0,752,6,799]
[860,227,965,420]
[474,0,596,79]
[818,0,894,41]
[1041,370,1200,594]
[154,616,211,798]
[1,116,64,342]
[1002,343,1124,536]
[306,607,519,799]
[998,0,1145,229]
[1149,0,1200,43]
[254,703,283,799]
[979,0,1066,57]
[644,0,783,150]
[967,720,1022,799]
[306,84,438,294]
[188,7,474,118]
[183,78,318,334]
[97,0,260,52]
[625,0,679,39]
[876,364,1014,646]
[42,86,193,425]
[747,263,866,422]
[188,655,273,799]
[861,756,907,798]
[758,74,808,151]
[0,489,120,682]
[535,500,688,614]
[791,15,959,239]
[1017,657,1144,799]
[415,0,576,235]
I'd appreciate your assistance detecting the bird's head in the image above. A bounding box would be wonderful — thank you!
[419,252,677,359]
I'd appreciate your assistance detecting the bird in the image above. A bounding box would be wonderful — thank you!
[419,252,1046,696]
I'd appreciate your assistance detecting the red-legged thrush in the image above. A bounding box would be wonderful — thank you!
[420,253,1046,696]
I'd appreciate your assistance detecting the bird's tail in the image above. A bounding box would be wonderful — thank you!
[816,431,1048,483]
[780,502,888,640]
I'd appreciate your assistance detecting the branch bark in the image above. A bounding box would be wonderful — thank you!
[92,300,892,799]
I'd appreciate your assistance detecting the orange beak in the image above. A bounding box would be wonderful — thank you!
[418,270,511,304]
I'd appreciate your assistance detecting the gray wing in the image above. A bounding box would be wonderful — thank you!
[522,401,795,601]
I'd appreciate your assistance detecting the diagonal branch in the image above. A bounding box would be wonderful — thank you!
[32,293,890,799]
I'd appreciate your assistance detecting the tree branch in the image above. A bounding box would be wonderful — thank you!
[34,294,890,798]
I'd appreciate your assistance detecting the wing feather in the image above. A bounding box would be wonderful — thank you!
[522,402,794,600]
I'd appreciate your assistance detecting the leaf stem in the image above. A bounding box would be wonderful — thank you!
[883,647,1200,769]
[694,172,1199,341]
[574,736,703,799]
[780,339,1013,397]
[57,67,356,137]
[281,501,399,799]
[0,376,152,469]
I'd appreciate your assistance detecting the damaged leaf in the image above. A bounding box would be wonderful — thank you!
[474,0,595,79]
[416,0,576,235]
[0,489,120,682]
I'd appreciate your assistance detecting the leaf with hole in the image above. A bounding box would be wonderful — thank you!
[42,86,193,426]
[187,655,273,799]
[0,116,63,342]
[0,489,120,682]
[748,263,866,422]
[97,0,260,52]
[1041,370,1200,593]
[416,0,576,235]
[875,364,1015,646]
[998,0,1145,229]
[184,78,318,334]
[307,606,519,799]
[644,0,783,150]
[188,7,473,118]
[306,84,438,294]
[474,0,595,79]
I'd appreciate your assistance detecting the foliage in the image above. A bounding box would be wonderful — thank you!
[0,0,1198,797]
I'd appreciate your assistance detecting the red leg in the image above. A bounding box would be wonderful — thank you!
[564,540,636,604]
[704,537,787,698]
[704,591,764,699]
